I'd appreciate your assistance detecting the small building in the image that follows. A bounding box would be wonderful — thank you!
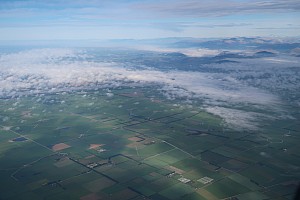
[178,177,191,184]
[197,176,213,184]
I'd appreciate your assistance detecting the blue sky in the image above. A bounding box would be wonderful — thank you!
[0,0,300,40]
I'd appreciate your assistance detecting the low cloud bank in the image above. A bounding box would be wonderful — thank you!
[1,48,294,130]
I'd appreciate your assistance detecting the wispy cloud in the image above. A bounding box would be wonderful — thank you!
[2,0,299,19]
[0,0,299,39]
[135,0,300,17]
[205,106,269,131]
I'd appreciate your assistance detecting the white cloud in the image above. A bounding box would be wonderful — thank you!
[135,0,300,18]
[134,46,220,57]
[0,48,282,106]
[205,106,268,131]
[1,48,294,130]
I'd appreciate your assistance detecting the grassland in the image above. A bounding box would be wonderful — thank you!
[0,86,299,200]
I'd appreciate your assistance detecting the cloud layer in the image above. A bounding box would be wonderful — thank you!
[1,47,297,130]
[0,48,280,105]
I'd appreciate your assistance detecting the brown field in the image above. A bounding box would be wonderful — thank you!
[126,142,144,149]
[197,188,218,200]
[128,136,143,142]
[52,143,71,151]
[167,166,185,175]
[78,155,98,165]
[89,144,104,150]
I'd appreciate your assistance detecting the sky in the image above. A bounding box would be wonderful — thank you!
[0,0,300,40]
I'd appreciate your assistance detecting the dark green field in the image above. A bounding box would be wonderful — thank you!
[0,86,299,200]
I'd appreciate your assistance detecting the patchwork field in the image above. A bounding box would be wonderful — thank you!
[0,86,299,200]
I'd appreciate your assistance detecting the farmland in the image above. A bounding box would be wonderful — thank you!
[0,86,299,200]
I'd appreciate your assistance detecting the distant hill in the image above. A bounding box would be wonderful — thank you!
[166,37,300,52]
[254,51,276,57]
[215,59,239,64]
[290,48,300,57]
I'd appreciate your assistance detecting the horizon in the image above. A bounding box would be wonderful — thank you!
[1,36,299,48]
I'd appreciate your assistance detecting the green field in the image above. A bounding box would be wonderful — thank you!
[0,86,299,200]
